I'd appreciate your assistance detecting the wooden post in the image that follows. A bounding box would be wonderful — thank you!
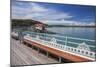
[32,46,34,49]
[58,56,62,63]
[46,51,49,57]
[37,48,40,53]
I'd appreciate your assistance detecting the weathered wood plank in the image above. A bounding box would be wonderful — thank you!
[11,38,58,66]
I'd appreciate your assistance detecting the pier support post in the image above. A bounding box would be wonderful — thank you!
[37,48,40,53]
[32,46,34,49]
[46,51,49,57]
[58,56,62,63]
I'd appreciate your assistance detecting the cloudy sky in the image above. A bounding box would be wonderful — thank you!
[11,1,96,25]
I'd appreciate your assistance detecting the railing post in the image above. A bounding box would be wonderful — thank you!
[65,36,68,49]
[37,48,40,53]
[46,51,49,57]
[44,33,46,40]
[58,56,62,63]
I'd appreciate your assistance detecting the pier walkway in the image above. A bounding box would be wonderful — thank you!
[11,38,58,66]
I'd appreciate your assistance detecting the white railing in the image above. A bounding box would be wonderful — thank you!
[24,31,95,60]
[12,31,96,60]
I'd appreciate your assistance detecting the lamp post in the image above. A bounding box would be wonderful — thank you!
[18,28,26,44]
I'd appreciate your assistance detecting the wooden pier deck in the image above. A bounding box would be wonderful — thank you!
[11,38,58,66]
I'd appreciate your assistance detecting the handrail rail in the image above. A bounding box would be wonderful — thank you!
[39,35,95,48]
[24,31,95,42]
[68,37,95,42]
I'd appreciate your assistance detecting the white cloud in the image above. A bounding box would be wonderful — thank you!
[42,20,95,26]
[12,2,73,21]
[31,3,49,12]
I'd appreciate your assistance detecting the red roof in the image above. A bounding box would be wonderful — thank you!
[35,21,44,24]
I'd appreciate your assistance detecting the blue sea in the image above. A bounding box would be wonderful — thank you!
[46,27,96,40]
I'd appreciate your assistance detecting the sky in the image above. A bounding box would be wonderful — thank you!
[11,1,96,25]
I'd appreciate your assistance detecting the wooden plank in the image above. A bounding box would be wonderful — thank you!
[11,38,58,66]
